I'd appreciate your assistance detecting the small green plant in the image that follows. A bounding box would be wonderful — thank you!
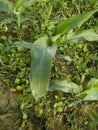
[78,78,98,100]
[10,9,98,100]
[1,1,98,100]
[0,0,34,29]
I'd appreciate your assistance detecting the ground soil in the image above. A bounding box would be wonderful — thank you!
[0,80,21,130]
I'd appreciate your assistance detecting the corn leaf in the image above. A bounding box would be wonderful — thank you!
[83,87,98,101]
[49,80,82,94]
[5,41,32,52]
[77,79,98,98]
[29,36,57,100]
[66,29,98,42]
[55,10,98,35]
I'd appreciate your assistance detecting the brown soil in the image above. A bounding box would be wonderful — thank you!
[0,80,21,130]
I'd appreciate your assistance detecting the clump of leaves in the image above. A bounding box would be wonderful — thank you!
[0,0,34,29]
[5,9,98,100]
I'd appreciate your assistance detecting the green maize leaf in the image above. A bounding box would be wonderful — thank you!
[83,87,98,100]
[55,9,98,35]
[53,29,98,45]
[66,29,98,42]
[77,79,98,98]
[29,36,57,100]
[0,0,13,13]
[84,79,98,101]
[13,41,32,49]
[5,41,32,52]
[52,30,98,45]
[49,80,82,94]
